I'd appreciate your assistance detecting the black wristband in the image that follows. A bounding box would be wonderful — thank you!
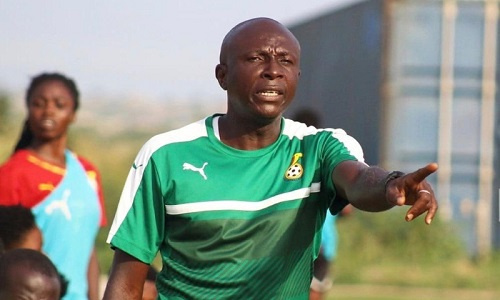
[384,171,405,192]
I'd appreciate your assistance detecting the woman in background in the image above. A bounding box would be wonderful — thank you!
[0,72,106,300]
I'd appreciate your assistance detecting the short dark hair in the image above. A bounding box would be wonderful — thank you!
[0,205,37,250]
[0,239,5,256]
[0,248,60,288]
[0,248,68,299]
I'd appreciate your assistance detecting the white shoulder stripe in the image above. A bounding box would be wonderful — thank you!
[282,118,318,140]
[330,130,366,163]
[165,183,321,215]
[283,118,366,164]
[107,118,208,243]
[146,118,208,153]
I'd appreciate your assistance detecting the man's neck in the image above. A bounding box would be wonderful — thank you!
[217,115,281,150]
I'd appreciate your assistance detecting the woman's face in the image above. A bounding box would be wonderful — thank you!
[27,80,76,143]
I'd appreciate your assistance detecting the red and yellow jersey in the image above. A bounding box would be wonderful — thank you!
[0,149,106,226]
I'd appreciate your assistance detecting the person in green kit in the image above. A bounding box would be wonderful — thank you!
[104,17,438,299]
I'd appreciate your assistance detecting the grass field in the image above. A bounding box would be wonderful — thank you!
[325,284,499,300]
[2,113,500,298]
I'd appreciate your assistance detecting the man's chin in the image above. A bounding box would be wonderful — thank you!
[251,112,283,126]
[253,103,287,119]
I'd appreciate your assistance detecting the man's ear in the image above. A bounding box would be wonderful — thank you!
[215,64,227,90]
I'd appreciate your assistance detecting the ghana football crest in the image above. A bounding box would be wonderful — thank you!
[285,153,304,180]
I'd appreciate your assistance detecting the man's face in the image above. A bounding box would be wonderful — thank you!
[217,19,301,122]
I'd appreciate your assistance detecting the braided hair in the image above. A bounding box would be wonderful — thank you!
[13,72,79,152]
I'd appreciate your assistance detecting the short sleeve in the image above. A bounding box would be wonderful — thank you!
[321,129,365,213]
[106,145,166,264]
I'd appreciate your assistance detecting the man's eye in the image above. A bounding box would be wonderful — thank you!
[248,56,261,62]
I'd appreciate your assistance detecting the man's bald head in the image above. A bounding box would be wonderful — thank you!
[219,17,301,64]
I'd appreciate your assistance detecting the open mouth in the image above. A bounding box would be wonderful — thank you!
[40,119,55,128]
[257,89,284,97]
[259,91,280,96]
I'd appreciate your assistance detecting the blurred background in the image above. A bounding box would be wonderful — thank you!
[1,0,499,299]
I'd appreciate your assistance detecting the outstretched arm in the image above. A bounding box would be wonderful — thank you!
[103,249,150,300]
[332,160,438,224]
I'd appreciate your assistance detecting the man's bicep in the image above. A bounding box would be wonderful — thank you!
[107,160,165,263]
[104,249,150,299]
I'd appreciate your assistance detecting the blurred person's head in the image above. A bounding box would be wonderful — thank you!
[15,72,79,152]
[0,248,62,300]
[0,205,43,251]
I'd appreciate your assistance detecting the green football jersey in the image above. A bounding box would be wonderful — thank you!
[107,114,364,299]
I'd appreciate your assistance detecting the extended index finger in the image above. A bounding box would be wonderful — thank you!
[410,163,438,183]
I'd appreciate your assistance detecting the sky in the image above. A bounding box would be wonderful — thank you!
[0,0,360,103]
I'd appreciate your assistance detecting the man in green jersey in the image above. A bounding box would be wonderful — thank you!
[104,17,438,299]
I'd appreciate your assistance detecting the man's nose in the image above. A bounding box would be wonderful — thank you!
[262,59,284,80]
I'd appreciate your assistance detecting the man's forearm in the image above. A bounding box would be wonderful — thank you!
[344,166,395,212]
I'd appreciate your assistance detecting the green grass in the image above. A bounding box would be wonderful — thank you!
[332,210,500,290]
[324,212,500,299]
[1,118,500,295]
[325,284,499,300]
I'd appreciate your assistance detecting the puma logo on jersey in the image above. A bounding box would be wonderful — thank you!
[285,153,304,180]
[45,189,72,220]
[132,163,144,169]
[183,162,208,180]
